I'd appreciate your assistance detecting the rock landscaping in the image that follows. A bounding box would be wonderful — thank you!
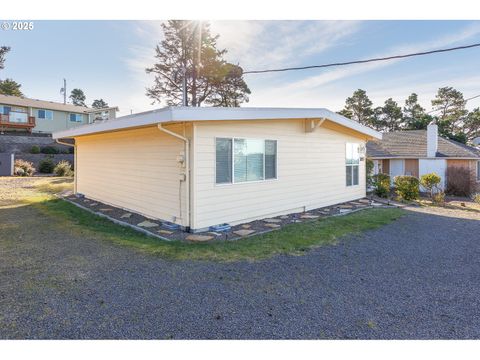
[64,194,393,242]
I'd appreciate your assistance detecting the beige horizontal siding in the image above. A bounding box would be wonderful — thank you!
[192,119,367,230]
[76,125,188,226]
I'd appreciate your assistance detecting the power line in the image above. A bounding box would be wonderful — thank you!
[427,93,480,114]
[243,43,480,74]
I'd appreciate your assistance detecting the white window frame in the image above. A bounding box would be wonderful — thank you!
[69,113,83,122]
[0,105,11,115]
[37,109,53,120]
[215,137,278,186]
[346,142,360,187]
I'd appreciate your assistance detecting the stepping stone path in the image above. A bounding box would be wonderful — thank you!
[320,210,330,215]
[265,223,281,229]
[264,218,282,223]
[242,224,251,229]
[338,204,353,209]
[120,213,132,219]
[90,203,98,206]
[300,214,319,219]
[158,229,173,235]
[137,220,159,228]
[358,199,370,204]
[208,232,222,236]
[83,199,90,203]
[186,234,213,242]
[99,208,113,212]
[339,209,352,213]
[280,215,290,220]
[233,229,256,237]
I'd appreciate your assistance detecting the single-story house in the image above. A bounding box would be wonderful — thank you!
[367,123,480,192]
[53,107,381,232]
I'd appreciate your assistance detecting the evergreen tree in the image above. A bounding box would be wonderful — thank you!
[0,78,23,97]
[431,87,468,142]
[403,93,427,129]
[463,108,480,144]
[69,88,87,107]
[0,46,10,70]
[380,98,403,132]
[339,89,374,126]
[146,20,250,107]
[91,99,108,109]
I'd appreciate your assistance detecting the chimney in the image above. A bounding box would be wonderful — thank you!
[427,121,438,158]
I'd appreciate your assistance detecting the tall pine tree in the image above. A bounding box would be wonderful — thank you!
[146,21,250,107]
[338,89,374,127]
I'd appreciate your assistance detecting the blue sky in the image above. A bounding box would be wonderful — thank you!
[1,20,480,116]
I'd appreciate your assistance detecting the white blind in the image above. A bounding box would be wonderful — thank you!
[215,138,232,184]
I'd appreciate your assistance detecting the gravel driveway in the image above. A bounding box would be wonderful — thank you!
[1,183,479,339]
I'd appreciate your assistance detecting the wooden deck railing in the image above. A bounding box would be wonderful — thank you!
[0,114,36,133]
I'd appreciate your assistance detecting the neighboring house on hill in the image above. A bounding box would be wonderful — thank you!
[367,123,480,192]
[53,107,381,232]
[0,94,118,134]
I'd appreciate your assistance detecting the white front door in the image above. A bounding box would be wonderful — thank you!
[419,159,447,190]
[390,159,405,184]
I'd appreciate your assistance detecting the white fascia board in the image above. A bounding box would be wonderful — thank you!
[53,106,382,140]
[53,107,173,139]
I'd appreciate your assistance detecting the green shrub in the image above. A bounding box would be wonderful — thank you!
[38,158,55,173]
[14,159,35,176]
[30,145,40,154]
[394,175,420,201]
[472,193,480,204]
[372,173,390,198]
[54,160,74,177]
[41,145,60,154]
[420,173,442,198]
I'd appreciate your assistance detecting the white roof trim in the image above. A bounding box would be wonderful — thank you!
[52,106,382,139]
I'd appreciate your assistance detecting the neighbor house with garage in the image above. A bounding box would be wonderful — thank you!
[53,107,381,232]
[367,122,480,193]
[0,94,118,134]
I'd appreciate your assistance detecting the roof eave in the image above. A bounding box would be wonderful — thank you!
[53,107,381,140]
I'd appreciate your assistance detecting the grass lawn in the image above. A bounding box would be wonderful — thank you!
[4,177,405,262]
[39,198,404,262]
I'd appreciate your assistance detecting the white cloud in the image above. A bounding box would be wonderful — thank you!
[121,21,480,115]
[247,22,480,110]
[211,20,362,70]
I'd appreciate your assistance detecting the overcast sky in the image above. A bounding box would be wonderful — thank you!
[2,20,480,116]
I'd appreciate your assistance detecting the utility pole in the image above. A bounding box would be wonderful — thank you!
[182,66,187,106]
[60,79,67,104]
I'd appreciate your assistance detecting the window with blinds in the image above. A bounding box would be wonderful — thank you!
[216,138,277,184]
[346,143,360,186]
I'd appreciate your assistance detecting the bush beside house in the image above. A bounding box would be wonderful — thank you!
[372,173,390,198]
[394,175,419,201]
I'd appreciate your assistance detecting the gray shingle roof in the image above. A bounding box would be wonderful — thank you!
[367,130,480,159]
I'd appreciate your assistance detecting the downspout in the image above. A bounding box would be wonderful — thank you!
[157,123,191,231]
[55,139,76,193]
